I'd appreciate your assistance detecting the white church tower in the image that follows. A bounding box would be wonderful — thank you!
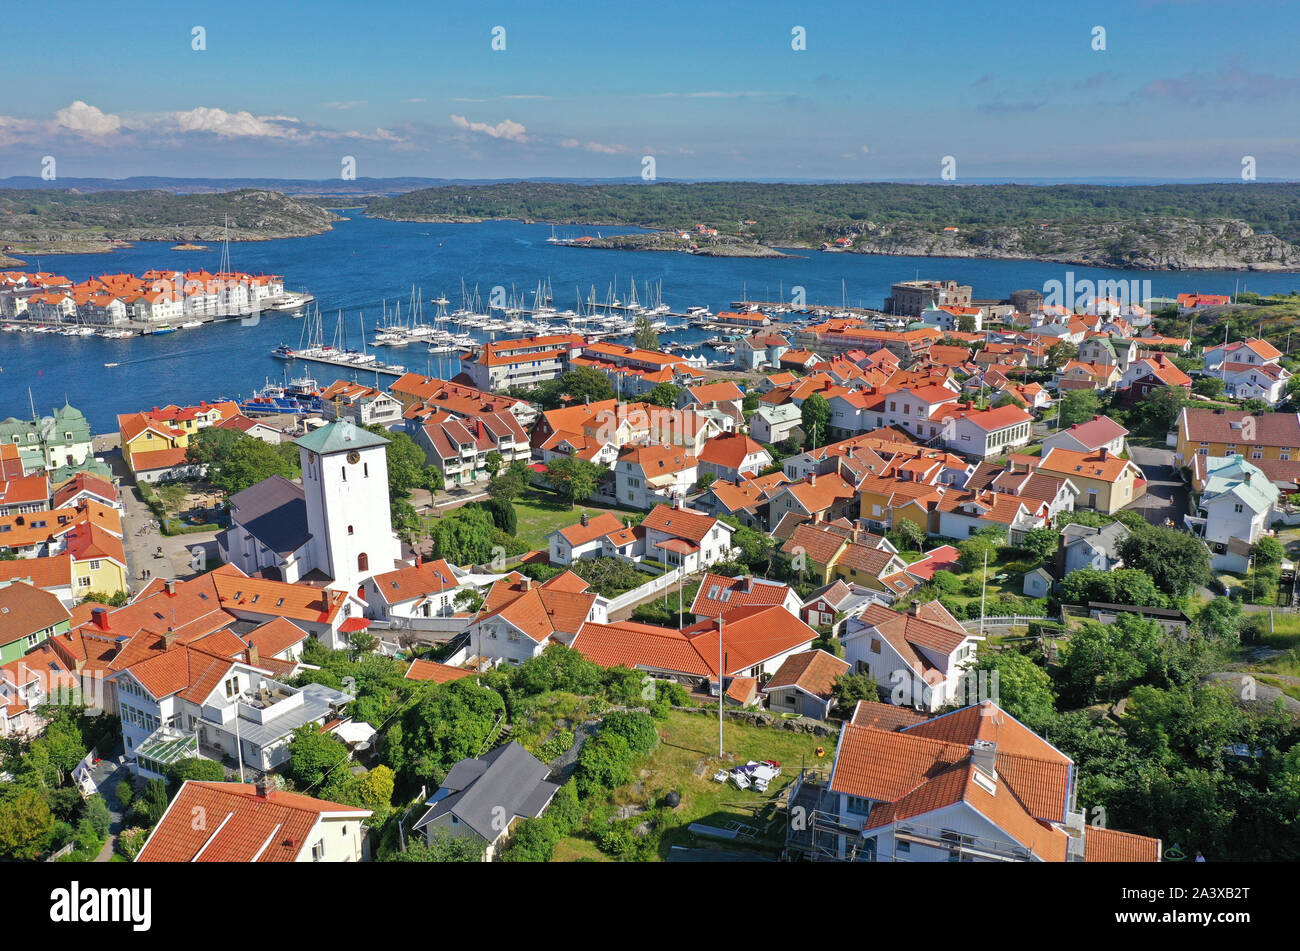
[296,420,401,595]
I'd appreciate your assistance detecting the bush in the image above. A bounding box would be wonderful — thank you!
[536,730,575,762]
[598,711,659,756]
[930,570,962,595]
[575,733,634,797]
[499,816,560,862]
[115,779,134,809]
[546,781,584,837]
[117,827,148,860]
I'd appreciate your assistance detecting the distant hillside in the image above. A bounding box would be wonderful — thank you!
[367,181,1300,270]
[0,189,341,254]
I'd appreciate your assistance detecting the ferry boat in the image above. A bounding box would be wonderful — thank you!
[153,325,176,335]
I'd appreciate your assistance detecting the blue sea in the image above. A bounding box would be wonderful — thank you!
[3,214,1300,435]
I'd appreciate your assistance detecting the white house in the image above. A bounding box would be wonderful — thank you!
[614,443,698,509]
[840,600,982,711]
[936,403,1035,459]
[1041,415,1128,457]
[363,557,474,624]
[751,403,803,445]
[820,699,1162,862]
[1186,454,1280,572]
[137,779,371,862]
[697,432,772,484]
[640,503,735,573]
[548,511,627,565]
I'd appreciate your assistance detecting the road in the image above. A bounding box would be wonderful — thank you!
[1124,445,1188,527]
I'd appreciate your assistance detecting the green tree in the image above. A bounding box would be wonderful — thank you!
[1194,597,1243,643]
[483,450,504,477]
[202,432,301,496]
[499,816,560,862]
[164,757,226,785]
[957,527,1004,572]
[486,464,527,502]
[832,673,883,710]
[893,519,927,554]
[389,829,483,862]
[965,651,1057,732]
[1017,526,1058,564]
[429,505,501,565]
[646,382,681,408]
[1117,523,1210,598]
[633,314,659,351]
[285,724,350,794]
[800,393,831,448]
[544,456,604,509]
[385,678,505,786]
[0,789,54,860]
[358,764,395,813]
[1192,377,1226,399]
[1061,613,1163,704]
[1058,389,1100,427]
[1252,536,1285,570]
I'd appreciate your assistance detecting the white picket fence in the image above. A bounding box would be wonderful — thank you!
[961,615,1053,631]
[603,566,685,615]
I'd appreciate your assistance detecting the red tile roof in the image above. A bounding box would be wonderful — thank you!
[136,781,369,862]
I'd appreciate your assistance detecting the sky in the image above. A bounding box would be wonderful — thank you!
[2,0,1298,182]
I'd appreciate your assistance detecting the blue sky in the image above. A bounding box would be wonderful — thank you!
[2,0,1298,181]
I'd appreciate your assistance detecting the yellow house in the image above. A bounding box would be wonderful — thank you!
[1036,447,1144,515]
[118,412,190,472]
[859,477,943,535]
[66,521,128,598]
[1174,407,1300,467]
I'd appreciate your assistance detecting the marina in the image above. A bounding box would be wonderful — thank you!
[4,215,1299,431]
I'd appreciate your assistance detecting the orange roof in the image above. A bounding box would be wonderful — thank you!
[556,511,625,547]
[641,504,721,544]
[691,573,794,619]
[212,573,349,625]
[137,781,369,862]
[369,558,460,605]
[763,649,850,700]
[1085,826,1162,862]
[405,659,476,683]
[697,432,767,470]
[1037,446,1133,484]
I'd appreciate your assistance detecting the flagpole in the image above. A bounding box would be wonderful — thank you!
[718,618,724,758]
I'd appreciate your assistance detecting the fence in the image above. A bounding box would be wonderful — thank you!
[960,615,1053,631]
[603,566,685,615]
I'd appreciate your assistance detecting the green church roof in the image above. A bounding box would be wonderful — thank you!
[295,420,390,455]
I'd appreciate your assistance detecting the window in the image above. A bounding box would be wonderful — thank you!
[846,796,871,816]
[357,552,369,572]
[311,840,326,861]
[347,525,354,535]
[870,638,881,653]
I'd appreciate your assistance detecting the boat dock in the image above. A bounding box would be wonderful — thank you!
[276,350,406,376]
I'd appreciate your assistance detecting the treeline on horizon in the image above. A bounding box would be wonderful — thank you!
[367,181,1300,244]
[0,188,332,233]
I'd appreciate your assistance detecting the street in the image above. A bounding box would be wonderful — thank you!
[1124,445,1189,527]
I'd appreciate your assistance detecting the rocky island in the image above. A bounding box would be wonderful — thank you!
[0,188,340,260]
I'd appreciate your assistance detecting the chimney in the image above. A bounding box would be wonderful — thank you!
[247,643,260,667]
[970,739,998,779]
[91,607,110,632]
[1099,447,1108,461]
[809,472,817,485]
[163,627,177,650]
[254,775,273,798]
[909,599,921,617]
[523,576,533,591]
[580,511,589,527]
[165,579,177,597]
[416,554,423,568]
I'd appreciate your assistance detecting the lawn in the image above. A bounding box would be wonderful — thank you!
[554,709,837,861]
[509,490,640,552]
[1259,611,1300,651]
[417,488,641,555]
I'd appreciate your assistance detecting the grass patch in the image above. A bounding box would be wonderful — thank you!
[506,490,642,553]
[1260,612,1300,650]
[510,691,596,755]
[555,709,835,862]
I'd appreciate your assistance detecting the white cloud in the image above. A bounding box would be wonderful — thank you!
[581,140,629,154]
[449,114,527,141]
[323,100,367,110]
[55,100,122,138]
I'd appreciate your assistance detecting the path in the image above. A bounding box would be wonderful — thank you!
[1124,445,1188,527]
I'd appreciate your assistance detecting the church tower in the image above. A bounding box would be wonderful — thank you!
[296,421,401,595]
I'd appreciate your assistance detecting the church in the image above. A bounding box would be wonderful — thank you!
[217,420,403,599]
